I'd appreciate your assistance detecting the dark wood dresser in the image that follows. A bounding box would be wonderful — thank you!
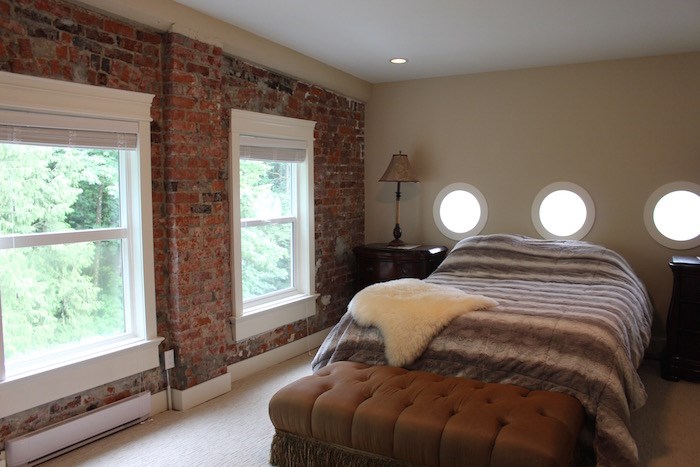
[661,256,700,382]
[353,243,448,291]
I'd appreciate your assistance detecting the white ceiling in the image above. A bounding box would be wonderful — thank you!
[173,0,700,83]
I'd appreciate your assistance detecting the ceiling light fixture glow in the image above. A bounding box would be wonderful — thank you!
[389,58,408,64]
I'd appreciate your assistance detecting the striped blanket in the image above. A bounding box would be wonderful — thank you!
[312,234,653,466]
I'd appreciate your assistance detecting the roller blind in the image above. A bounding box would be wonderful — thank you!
[239,135,306,162]
[0,124,137,149]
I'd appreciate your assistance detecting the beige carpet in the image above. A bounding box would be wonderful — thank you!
[42,355,698,466]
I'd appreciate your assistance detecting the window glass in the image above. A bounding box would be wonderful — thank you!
[532,182,594,240]
[441,190,480,233]
[1,240,125,363]
[240,159,295,302]
[0,145,121,235]
[539,190,586,236]
[239,157,298,306]
[0,142,130,374]
[644,182,700,249]
[240,159,292,220]
[433,183,488,240]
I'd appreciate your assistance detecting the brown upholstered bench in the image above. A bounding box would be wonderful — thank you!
[269,361,585,467]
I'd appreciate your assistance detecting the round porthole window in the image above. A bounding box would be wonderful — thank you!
[644,181,700,249]
[433,183,488,240]
[532,182,595,240]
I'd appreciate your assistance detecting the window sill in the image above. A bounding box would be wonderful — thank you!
[236,293,318,341]
[0,337,163,419]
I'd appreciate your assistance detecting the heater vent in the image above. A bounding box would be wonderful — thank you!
[5,391,151,466]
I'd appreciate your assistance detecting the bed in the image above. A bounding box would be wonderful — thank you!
[312,234,653,466]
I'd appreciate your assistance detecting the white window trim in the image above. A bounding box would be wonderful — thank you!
[0,71,161,418]
[433,182,488,240]
[644,181,700,250]
[531,181,595,240]
[230,110,317,341]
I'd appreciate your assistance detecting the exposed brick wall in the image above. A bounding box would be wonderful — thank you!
[221,56,365,362]
[0,0,364,447]
[161,32,231,389]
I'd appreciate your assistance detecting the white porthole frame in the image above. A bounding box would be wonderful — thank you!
[433,182,488,241]
[531,181,595,240]
[644,181,700,250]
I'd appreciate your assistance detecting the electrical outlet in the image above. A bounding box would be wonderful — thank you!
[164,349,175,370]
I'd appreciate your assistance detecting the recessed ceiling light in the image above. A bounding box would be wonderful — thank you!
[389,58,408,64]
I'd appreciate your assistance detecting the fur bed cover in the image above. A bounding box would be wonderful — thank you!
[349,278,497,366]
[312,234,653,466]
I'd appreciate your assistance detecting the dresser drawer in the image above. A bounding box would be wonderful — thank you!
[354,244,448,291]
[359,260,420,282]
[679,302,700,332]
[678,330,700,361]
[678,275,700,303]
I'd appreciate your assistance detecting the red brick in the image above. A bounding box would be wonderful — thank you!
[167,95,196,109]
[0,17,26,35]
[35,0,71,17]
[186,62,209,76]
[72,8,103,28]
[137,29,161,45]
[103,18,134,38]
[168,69,195,85]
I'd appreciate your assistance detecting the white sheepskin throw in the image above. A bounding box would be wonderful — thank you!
[349,278,498,367]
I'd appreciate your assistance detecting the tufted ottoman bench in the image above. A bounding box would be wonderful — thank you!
[269,361,585,467]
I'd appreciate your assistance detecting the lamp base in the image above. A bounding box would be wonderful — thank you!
[388,223,404,246]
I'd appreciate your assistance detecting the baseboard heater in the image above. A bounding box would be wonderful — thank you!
[5,391,151,466]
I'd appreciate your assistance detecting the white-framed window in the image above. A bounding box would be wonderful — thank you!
[644,181,700,249]
[0,71,161,418]
[532,182,595,240]
[433,182,488,240]
[230,110,317,341]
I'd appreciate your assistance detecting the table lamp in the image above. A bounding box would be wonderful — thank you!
[379,151,419,246]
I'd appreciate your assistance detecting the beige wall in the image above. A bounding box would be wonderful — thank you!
[365,52,700,344]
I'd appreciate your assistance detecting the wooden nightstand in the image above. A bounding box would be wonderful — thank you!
[661,256,700,382]
[353,244,448,291]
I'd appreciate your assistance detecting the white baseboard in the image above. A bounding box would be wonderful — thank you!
[163,328,331,411]
[170,372,231,412]
[228,328,330,382]
[151,389,168,415]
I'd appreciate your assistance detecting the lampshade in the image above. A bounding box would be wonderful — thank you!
[379,152,419,183]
